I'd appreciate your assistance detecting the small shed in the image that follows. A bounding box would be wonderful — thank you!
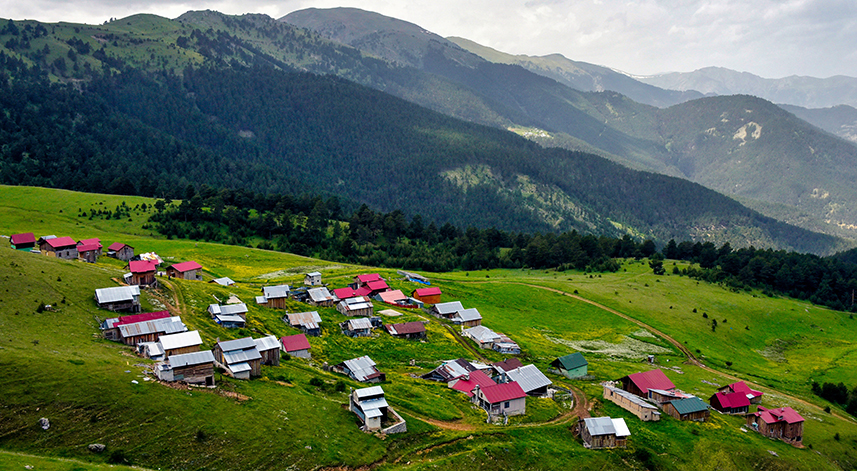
[337,296,374,317]
[462,325,501,349]
[254,335,281,366]
[10,232,36,250]
[579,417,630,449]
[281,333,311,359]
[663,396,710,422]
[167,261,203,281]
[208,303,248,320]
[304,271,322,286]
[307,287,336,307]
[258,284,290,309]
[213,337,262,379]
[709,391,750,414]
[335,355,385,383]
[210,277,235,286]
[127,260,158,287]
[95,285,141,312]
[156,350,216,386]
[385,321,427,340]
[551,352,588,378]
[349,386,407,434]
[341,317,373,337]
[471,382,527,417]
[285,311,323,336]
[431,301,463,320]
[107,242,134,261]
[411,287,441,304]
[334,286,373,300]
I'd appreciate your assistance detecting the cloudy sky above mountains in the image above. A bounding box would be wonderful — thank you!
[6,0,857,78]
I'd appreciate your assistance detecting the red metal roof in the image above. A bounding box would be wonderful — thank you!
[492,358,524,372]
[366,280,389,291]
[11,233,35,245]
[711,391,750,409]
[479,381,526,403]
[414,287,442,297]
[281,334,311,353]
[334,287,373,299]
[108,242,128,251]
[76,243,100,252]
[626,370,675,394]
[386,321,426,335]
[357,273,382,283]
[755,406,804,424]
[114,310,171,327]
[170,261,202,272]
[378,290,407,304]
[450,370,496,396]
[78,238,102,248]
[728,381,763,398]
[46,236,77,249]
[129,260,158,273]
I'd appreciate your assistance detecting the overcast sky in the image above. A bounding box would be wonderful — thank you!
[5,0,857,78]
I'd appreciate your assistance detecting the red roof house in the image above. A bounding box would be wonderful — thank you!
[472,381,527,416]
[384,321,427,339]
[620,370,676,398]
[356,273,383,285]
[709,390,750,414]
[449,370,496,396]
[77,243,102,263]
[40,236,78,259]
[128,260,158,286]
[107,242,135,261]
[78,238,102,249]
[747,406,804,444]
[334,286,373,299]
[114,310,172,327]
[10,232,36,250]
[412,287,442,304]
[281,333,311,359]
[366,280,390,293]
[167,261,203,281]
[719,381,764,404]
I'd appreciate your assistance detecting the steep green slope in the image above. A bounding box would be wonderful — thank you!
[779,103,857,144]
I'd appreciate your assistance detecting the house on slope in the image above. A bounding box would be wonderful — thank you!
[550,352,588,379]
[280,333,311,359]
[746,406,804,445]
[209,303,249,328]
[662,397,709,422]
[127,260,158,287]
[619,369,676,399]
[166,261,203,281]
[307,287,336,307]
[462,325,501,349]
[285,311,323,336]
[376,290,421,308]
[254,335,281,366]
[349,386,407,434]
[155,350,216,386]
[95,285,141,313]
[39,236,78,259]
[709,390,750,415]
[156,330,203,357]
[213,337,262,379]
[492,333,521,355]
[602,383,661,422]
[411,287,441,304]
[471,382,527,417]
[77,238,102,262]
[101,310,171,342]
[304,271,322,286]
[107,242,134,261]
[579,417,630,449]
[257,284,290,309]
[210,277,235,286]
[334,355,385,383]
[355,273,384,287]
[10,232,36,251]
[384,321,427,340]
[452,308,482,327]
[341,317,373,337]
[117,316,186,346]
[421,358,476,382]
[718,381,763,404]
[431,301,463,320]
[336,296,374,317]
[492,358,524,376]
[333,286,373,301]
[448,370,496,396]
[502,364,552,397]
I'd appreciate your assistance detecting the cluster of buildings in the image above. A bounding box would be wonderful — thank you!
[10,232,136,264]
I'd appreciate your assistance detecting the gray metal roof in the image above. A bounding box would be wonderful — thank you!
[463,325,500,343]
[288,311,322,327]
[262,285,290,299]
[255,296,268,304]
[254,335,280,352]
[95,285,141,304]
[229,362,251,373]
[306,271,321,277]
[158,330,202,351]
[454,308,482,322]
[214,303,248,316]
[215,314,246,324]
[343,355,379,382]
[505,364,552,393]
[140,341,164,358]
[212,277,235,286]
[169,350,215,368]
[359,397,389,417]
[308,287,335,302]
[584,417,630,437]
[347,318,373,330]
[433,301,463,315]
[218,337,256,352]
[118,317,185,338]
[355,386,385,399]
[604,384,658,410]
[223,347,262,364]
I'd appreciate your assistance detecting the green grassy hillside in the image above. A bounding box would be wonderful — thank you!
[1,186,857,470]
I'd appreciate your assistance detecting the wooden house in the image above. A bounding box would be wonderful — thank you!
[431,301,463,320]
[155,350,216,386]
[551,352,588,378]
[341,317,373,337]
[602,383,661,421]
[647,388,691,405]
[307,287,336,307]
[10,232,36,251]
[492,334,520,354]
[39,236,78,259]
[213,337,262,379]
[471,382,527,417]
[579,417,630,449]
[746,406,804,445]
[285,311,323,336]
[662,397,710,422]
[95,285,141,312]
[718,381,763,404]
[422,358,477,382]
[384,321,427,340]
[349,386,407,434]
[101,310,171,341]
[502,364,552,397]
[117,316,186,346]
[304,271,322,286]
[257,285,290,309]
[619,369,676,399]
[107,242,134,261]
[208,303,248,320]
[127,260,158,287]
[462,325,501,349]
[166,261,203,281]
[77,243,99,263]
[452,308,482,327]
[254,335,281,366]
[337,296,374,317]
[280,333,311,359]
[334,355,385,383]
[411,287,441,304]
[157,330,202,357]
[709,391,750,414]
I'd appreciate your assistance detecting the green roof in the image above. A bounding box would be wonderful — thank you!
[554,352,587,370]
[670,397,709,415]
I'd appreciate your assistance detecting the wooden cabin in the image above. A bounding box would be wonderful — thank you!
[662,397,709,422]
[384,321,427,340]
[156,350,215,386]
[411,287,441,304]
[341,317,373,337]
[213,337,262,379]
[709,391,750,415]
[10,232,36,251]
[746,406,804,445]
[285,311,323,336]
[334,356,385,383]
[579,417,630,449]
[95,285,141,312]
[431,301,463,320]
[77,243,100,263]
[166,261,203,280]
[337,296,374,317]
[602,383,661,421]
[107,242,134,261]
[307,287,336,307]
[158,330,202,357]
[117,316,187,346]
[39,236,78,259]
[257,285,290,309]
[101,311,171,342]
[127,260,158,287]
[452,308,482,327]
[254,335,281,366]
[551,352,588,378]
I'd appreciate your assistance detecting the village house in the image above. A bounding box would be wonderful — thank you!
[602,383,661,421]
[472,382,527,417]
[157,330,203,357]
[107,242,134,261]
[411,287,441,304]
[10,232,36,251]
[78,238,103,254]
[166,261,203,281]
[208,303,248,320]
[619,369,676,399]
[746,406,804,445]
[709,390,750,415]
[431,301,464,320]
[155,350,216,386]
[462,325,501,349]
[126,260,158,287]
[648,388,693,406]
[341,317,374,337]
[254,335,281,366]
[452,308,482,327]
[304,271,322,286]
[213,337,262,379]
[280,333,311,359]
[95,285,141,312]
[492,358,524,376]
[492,334,521,354]
[502,364,552,396]
[117,315,186,346]
[662,396,710,422]
[375,289,421,308]
[334,355,385,383]
[77,238,102,262]
[579,417,631,449]
[101,310,171,342]
[210,277,235,286]
[334,286,373,300]
[422,358,477,382]
[385,321,427,340]
[307,287,337,307]
[349,386,407,434]
[256,284,290,309]
[336,296,374,317]
[39,236,78,259]
[718,381,764,404]
[355,273,384,286]
[448,370,496,396]
[285,311,323,336]
[550,352,588,378]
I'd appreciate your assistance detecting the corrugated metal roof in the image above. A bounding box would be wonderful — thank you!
[229,362,251,373]
[308,287,335,303]
[255,296,268,304]
[479,382,526,403]
[355,386,385,399]
[216,314,246,324]
[450,370,496,396]
[605,384,658,410]
[119,317,185,337]
[611,418,631,437]
[280,334,310,352]
[626,369,675,394]
[378,290,407,304]
[463,325,500,343]
[347,318,373,330]
[414,287,441,297]
[219,303,248,315]
[385,321,425,335]
[343,355,380,382]
[262,285,290,299]
[108,242,128,251]
[95,286,141,304]
[223,347,262,364]
[359,397,388,413]
[288,311,322,327]
[129,260,157,273]
[212,277,235,286]
[140,341,164,358]
[670,397,709,415]
[169,350,215,368]
[584,417,619,436]
[433,301,463,315]
[505,364,552,393]
[159,330,202,350]
[113,310,170,327]
[11,233,35,245]
[46,236,76,248]
[218,337,256,352]
[555,352,587,370]
[254,335,280,352]
[170,261,202,272]
[454,308,482,322]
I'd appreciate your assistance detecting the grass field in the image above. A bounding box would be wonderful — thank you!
[1,185,857,470]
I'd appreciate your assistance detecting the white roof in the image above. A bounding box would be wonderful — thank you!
[209,303,248,316]
[158,330,202,351]
[505,364,552,393]
[308,287,335,303]
[612,418,631,437]
[95,285,141,304]
[583,417,631,437]
[433,301,463,315]
[355,386,385,399]
[255,296,268,304]
[347,318,373,330]
[463,325,500,343]
[218,337,256,352]
[343,355,379,382]
[254,335,280,352]
[454,308,482,322]
[216,314,246,324]
[262,285,290,299]
[169,350,215,368]
[212,277,235,286]
[140,341,164,358]
[223,347,262,364]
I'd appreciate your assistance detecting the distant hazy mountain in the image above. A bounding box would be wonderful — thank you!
[447,37,703,108]
[639,66,857,109]
[778,104,857,144]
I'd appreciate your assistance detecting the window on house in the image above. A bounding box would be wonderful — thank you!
[504,401,510,408]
